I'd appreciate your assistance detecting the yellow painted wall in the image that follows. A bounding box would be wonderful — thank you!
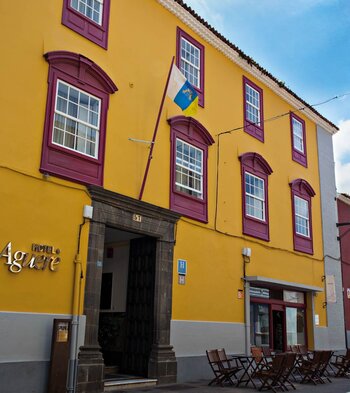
[0,0,328,329]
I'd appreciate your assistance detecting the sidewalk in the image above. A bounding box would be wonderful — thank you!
[115,378,350,393]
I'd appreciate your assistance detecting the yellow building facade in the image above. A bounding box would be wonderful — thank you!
[0,1,344,392]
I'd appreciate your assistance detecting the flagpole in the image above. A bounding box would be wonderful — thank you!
[138,56,175,200]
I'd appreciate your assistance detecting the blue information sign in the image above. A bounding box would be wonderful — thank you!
[177,259,187,275]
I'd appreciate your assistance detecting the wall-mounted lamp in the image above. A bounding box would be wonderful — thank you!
[83,205,93,219]
[242,247,252,257]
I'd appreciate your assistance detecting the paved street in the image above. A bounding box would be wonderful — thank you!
[115,378,350,393]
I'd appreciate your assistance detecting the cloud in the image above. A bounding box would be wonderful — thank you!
[184,0,226,32]
[333,120,350,194]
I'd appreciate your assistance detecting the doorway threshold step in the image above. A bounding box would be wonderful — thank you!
[104,378,158,391]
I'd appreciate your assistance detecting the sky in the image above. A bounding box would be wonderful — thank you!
[183,0,350,194]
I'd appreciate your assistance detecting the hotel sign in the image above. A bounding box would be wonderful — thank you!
[0,242,61,274]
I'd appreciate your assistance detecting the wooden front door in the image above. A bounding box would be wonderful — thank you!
[123,236,156,376]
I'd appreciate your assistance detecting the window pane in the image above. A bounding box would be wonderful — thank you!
[175,138,203,199]
[180,37,200,88]
[245,172,265,221]
[284,291,304,304]
[286,307,305,346]
[246,84,260,125]
[294,196,310,237]
[71,0,104,25]
[250,303,270,347]
[293,118,304,153]
[52,80,100,158]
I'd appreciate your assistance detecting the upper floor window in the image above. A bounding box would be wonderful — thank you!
[168,116,214,222]
[240,153,273,241]
[177,27,205,107]
[243,77,264,142]
[62,0,111,49]
[290,179,315,254]
[290,113,307,167]
[41,51,117,186]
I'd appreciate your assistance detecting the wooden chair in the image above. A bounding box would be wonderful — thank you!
[280,352,297,390]
[317,350,333,383]
[251,346,268,371]
[206,349,241,386]
[255,353,286,392]
[262,346,275,363]
[217,348,243,384]
[330,349,350,378]
[297,350,331,385]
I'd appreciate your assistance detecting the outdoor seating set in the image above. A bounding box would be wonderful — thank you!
[206,346,350,392]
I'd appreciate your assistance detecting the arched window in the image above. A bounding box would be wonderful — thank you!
[40,51,117,186]
[290,179,315,254]
[239,152,273,241]
[168,116,214,222]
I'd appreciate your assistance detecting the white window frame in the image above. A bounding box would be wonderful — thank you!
[53,80,101,159]
[180,37,201,89]
[292,117,304,153]
[245,83,261,126]
[71,0,104,25]
[175,138,203,199]
[294,196,310,238]
[245,172,265,221]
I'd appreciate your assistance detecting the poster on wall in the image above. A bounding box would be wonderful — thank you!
[325,275,336,303]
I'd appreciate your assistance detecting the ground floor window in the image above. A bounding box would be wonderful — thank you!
[286,307,306,346]
[250,286,306,351]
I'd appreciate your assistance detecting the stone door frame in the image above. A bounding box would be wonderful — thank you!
[77,186,180,393]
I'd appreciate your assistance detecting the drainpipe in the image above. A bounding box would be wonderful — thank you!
[244,279,251,355]
[67,253,83,393]
[242,248,251,355]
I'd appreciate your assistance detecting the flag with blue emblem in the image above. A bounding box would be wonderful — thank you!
[167,64,198,116]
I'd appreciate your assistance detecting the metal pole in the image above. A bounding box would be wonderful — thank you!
[138,57,175,200]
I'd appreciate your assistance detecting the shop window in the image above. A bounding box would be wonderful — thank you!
[41,51,117,186]
[290,179,315,254]
[176,27,205,106]
[240,152,273,241]
[250,303,270,347]
[62,0,111,49]
[290,113,307,167]
[286,308,306,346]
[168,116,214,222]
[243,76,264,141]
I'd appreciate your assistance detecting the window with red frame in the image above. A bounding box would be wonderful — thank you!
[243,76,264,142]
[62,0,111,49]
[290,113,307,167]
[290,179,315,254]
[176,27,205,107]
[40,51,117,186]
[168,116,214,222]
[240,153,273,241]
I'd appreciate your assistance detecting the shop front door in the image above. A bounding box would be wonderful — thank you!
[271,305,285,352]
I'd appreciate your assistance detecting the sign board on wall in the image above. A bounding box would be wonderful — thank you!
[315,314,320,326]
[0,242,61,273]
[177,259,187,275]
